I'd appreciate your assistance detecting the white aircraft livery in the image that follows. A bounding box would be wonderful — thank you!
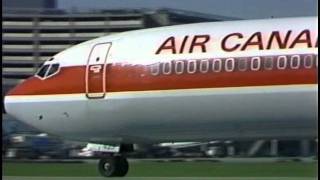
[5,17,318,177]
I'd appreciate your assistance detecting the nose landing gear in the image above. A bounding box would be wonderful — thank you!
[98,155,129,177]
[84,143,133,177]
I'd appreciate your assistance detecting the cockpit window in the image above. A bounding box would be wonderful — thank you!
[35,63,60,79]
[47,63,60,77]
[36,64,50,78]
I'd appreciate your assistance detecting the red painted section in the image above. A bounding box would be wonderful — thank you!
[8,66,86,95]
[7,56,318,96]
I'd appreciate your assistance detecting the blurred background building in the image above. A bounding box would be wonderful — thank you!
[2,0,317,159]
[2,1,236,98]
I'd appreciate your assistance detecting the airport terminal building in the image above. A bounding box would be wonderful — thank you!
[2,7,236,98]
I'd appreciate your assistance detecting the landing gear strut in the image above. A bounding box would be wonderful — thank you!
[98,155,129,177]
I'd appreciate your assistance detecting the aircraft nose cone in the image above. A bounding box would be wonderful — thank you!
[4,87,41,133]
[4,77,35,118]
[4,96,10,115]
[4,82,32,123]
[4,93,20,120]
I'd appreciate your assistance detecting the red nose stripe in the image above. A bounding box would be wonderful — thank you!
[7,66,85,96]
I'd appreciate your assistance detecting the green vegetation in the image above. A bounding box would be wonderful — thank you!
[3,161,317,177]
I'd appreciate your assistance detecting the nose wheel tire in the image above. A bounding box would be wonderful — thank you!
[98,155,129,177]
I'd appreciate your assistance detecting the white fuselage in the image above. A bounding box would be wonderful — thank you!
[5,17,318,144]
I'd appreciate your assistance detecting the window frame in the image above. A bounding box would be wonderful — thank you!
[35,64,50,79]
[35,63,60,80]
[46,63,61,79]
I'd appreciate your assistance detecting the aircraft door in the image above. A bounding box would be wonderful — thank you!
[86,43,111,98]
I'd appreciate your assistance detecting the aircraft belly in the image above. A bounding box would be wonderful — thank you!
[5,85,317,143]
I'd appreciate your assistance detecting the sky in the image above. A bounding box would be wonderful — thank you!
[58,0,318,19]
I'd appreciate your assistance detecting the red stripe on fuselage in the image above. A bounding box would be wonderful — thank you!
[7,56,318,96]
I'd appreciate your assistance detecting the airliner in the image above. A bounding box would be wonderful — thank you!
[5,17,318,177]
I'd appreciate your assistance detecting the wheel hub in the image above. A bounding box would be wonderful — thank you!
[104,162,111,171]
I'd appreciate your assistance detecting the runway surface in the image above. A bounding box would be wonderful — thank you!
[3,177,317,180]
